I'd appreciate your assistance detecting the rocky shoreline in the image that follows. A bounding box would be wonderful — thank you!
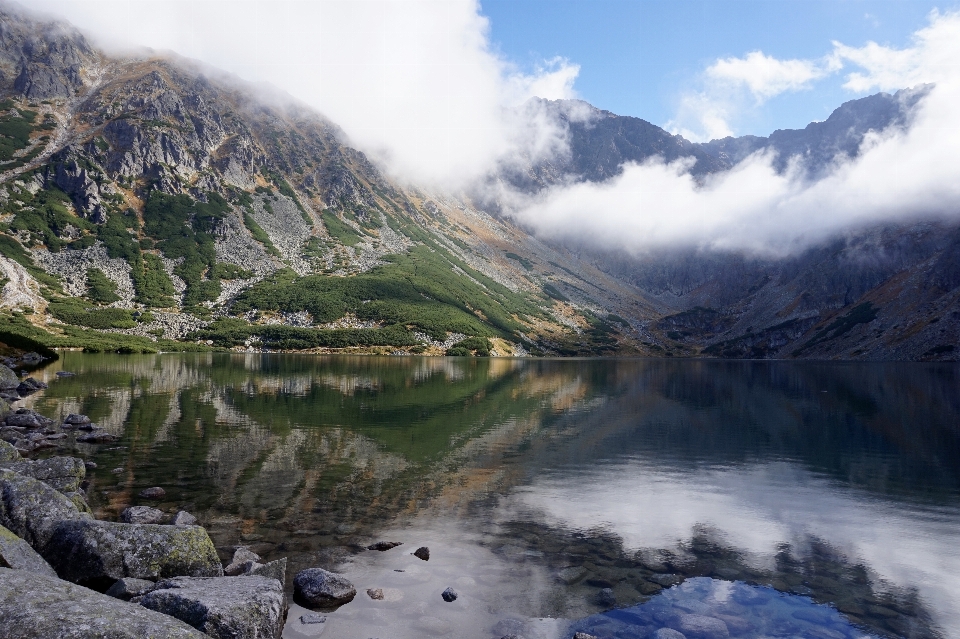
[0,359,371,639]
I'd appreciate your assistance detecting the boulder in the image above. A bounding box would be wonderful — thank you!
[0,469,88,550]
[171,510,197,526]
[0,456,86,492]
[0,365,18,390]
[0,523,57,576]
[0,440,19,462]
[120,506,166,524]
[43,520,223,588]
[105,577,158,601]
[414,546,430,561]
[16,378,47,396]
[0,568,207,638]
[63,414,91,426]
[441,587,458,602]
[293,568,357,607]
[140,575,287,639]
[367,540,403,551]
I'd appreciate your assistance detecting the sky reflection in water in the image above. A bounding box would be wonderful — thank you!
[23,354,960,638]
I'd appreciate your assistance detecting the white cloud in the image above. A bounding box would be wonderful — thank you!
[29,0,579,190]
[512,11,960,256]
[706,51,834,101]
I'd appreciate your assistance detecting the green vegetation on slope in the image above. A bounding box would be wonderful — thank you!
[85,268,120,304]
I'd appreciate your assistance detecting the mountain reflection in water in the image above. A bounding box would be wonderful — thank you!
[23,354,960,639]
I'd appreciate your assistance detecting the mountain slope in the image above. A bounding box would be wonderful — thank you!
[0,4,655,357]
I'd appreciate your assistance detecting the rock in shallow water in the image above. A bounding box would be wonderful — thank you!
[0,523,57,576]
[294,567,357,607]
[139,486,166,499]
[677,614,729,638]
[0,567,207,638]
[441,586,458,602]
[367,540,403,551]
[43,519,223,587]
[171,510,197,526]
[0,440,19,462]
[414,546,430,561]
[224,546,260,575]
[367,587,384,600]
[140,575,287,639]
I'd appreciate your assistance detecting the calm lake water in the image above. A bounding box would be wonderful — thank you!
[21,354,960,639]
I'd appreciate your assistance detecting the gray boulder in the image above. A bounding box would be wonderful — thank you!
[120,505,166,524]
[0,365,17,390]
[77,431,117,443]
[63,414,91,426]
[43,520,223,587]
[141,575,287,639]
[105,577,158,601]
[0,456,86,492]
[0,469,88,550]
[0,440,19,462]
[0,523,57,576]
[0,568,207,638]
[293,567,357,607]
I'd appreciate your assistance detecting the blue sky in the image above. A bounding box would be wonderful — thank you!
[481,0,941,136]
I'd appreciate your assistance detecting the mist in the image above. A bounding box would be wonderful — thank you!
[27,2,960,256]
[29,0,579,190]
[507,11,960,256]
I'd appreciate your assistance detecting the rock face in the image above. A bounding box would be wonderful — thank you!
[140,575,287,639]
[293,568,357,607]
[0,523,57,576]
[0,568,207,639]
[43,520,223,588]
[0,468,88,549]
[0,456,86,493]
[120,505,166,524]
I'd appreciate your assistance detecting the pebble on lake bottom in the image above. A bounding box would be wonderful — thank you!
[300,613,327,625]
[367,588,384,600]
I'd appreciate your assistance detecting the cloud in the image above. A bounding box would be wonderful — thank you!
[511,11,960,256]
[706,51,836,102]
[29,0,579,190]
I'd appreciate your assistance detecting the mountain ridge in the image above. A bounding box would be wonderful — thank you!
[0,3,956,362]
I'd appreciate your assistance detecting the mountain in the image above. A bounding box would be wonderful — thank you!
[0,4,955,362]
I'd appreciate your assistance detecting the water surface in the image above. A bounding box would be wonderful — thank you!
[23,354,960,639]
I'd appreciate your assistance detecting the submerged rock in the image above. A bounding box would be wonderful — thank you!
[0,523,57,576]
[677,614,730,638]
[441,586,458,602]
[120,506,166,524]
[141,575,287,639]
[139,486,166,499]
[171,510,197,526]
[0,469,89,550]
[0,567,207,638]
[105,577,158,601]
[294,567,357,607]
[367,587,384,600]
[0,456,86,493]
[653,629,687,639]
[43,520,223,587]
[414,546,430,561]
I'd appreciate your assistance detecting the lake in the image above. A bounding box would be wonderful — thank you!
[20,354,960,639]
